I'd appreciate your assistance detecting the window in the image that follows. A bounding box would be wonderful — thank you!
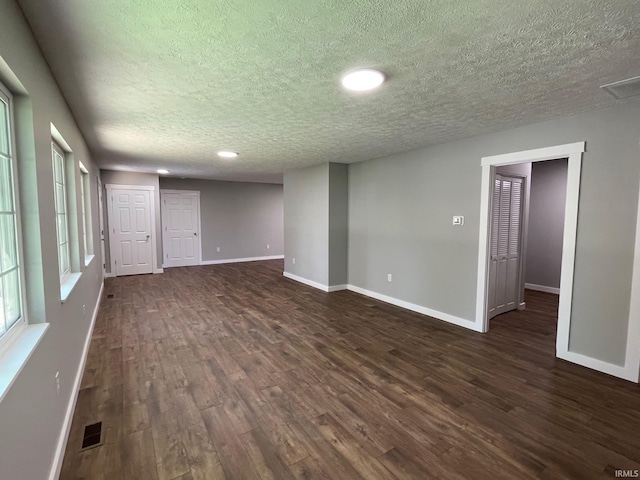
[0,81,25,342]
[52,141,70,281]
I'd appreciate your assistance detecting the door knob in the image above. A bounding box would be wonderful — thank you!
[194,232,197,236]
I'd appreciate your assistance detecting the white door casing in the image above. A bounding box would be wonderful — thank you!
[487,174,524,319]
[161,190,201,268]
[106,185,157,276]
[98,177,105,277]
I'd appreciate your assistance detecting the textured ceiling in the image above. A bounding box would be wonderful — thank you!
[16,0,640,183]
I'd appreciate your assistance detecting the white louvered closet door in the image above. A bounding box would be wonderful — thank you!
[488,174,524,320]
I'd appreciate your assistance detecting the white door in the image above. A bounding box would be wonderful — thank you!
[488,174,524,319]
[110,188,153,276]
[161,191,201,267]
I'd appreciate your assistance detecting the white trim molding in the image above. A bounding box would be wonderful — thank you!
[525,283,561,295]
[477,142,585,338]
[623,174,640,383]
[283,271,330,292]
[49,281,104,480]
[347,285,480,332]
[202,255,284,266]
[282,272,477,331]
[282,272,347,293]
[328,284,348,292]
[557,351,633,382]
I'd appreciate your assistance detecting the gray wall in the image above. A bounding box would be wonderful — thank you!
[100,170,162,271]
[348,102,640,366]
[284,163,329,285]
[526,159,568,289]
[159,177,283,262]
[328,163,349,286]
[0,1,103,478]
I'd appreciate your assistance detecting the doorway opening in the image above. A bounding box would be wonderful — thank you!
[475,142,585,360]
[487,159,568,324]
[487,159,569,350]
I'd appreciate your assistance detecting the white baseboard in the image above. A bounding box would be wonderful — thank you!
[283,272,330,292]
[153,268,164,274]
[346,284,481,332]
[282,272,348,293]
[282,273,479,332]
[104,271,115,278]
[328,284,348,292]
[49,281,104,480]
[525,283,560,295]
[202,255,284,266]
[557,349,638,382]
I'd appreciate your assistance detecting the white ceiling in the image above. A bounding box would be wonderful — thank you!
[16,0,640,183]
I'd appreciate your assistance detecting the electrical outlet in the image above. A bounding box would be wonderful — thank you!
[267,244,270,249]
[292,257,296,265]
[387,274,392,282]
[82,304,86,316]
[55,371,60,396]
[216,247,220,252]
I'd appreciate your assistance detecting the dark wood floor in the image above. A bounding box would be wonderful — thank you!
[60,260,640,479]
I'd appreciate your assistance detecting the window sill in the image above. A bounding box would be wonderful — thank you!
[84,254,95,267]
[0,323,49,403]
[60,272,82,303]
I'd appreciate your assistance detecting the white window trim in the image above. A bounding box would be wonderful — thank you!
[84,254,95,268]
[52,140,71,283]
[79,161,94,267]
[0,79,46,404]
[0,82,28,343]
[60,272,81,303]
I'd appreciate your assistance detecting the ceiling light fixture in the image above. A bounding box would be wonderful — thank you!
[217,151,239,158]
[341,69,385,92]
[157,169,169,174]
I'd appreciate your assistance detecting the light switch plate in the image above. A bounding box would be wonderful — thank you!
[453,216,464,226]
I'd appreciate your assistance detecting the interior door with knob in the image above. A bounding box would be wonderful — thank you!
[488,174,524,319]
[109,188,154,276]
[161,191,201,268]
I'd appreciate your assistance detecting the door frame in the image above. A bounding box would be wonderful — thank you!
[98,176,105,278]
[160,189,202,268]
[105,184,159,276]
[476,142,585,358]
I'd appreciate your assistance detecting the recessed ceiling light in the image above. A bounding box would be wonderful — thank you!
[341,69,385,92]
[217,151,238,158]
[157,169,169,174]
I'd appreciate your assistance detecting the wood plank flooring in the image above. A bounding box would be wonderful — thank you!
[60,260,640,479]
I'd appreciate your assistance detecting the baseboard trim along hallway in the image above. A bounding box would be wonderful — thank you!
[283,271,476,331]
[49,282,104,480]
